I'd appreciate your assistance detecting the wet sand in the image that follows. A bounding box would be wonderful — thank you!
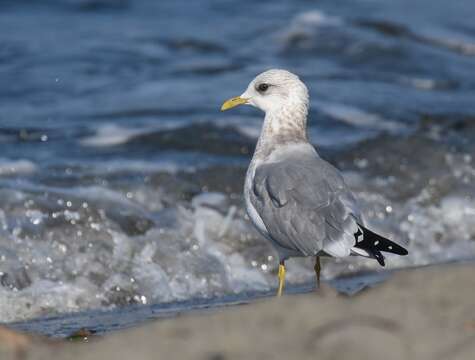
[1,263,474,360]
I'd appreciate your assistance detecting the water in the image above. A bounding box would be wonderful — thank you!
[1,0,475,329]
[9,272,390,338]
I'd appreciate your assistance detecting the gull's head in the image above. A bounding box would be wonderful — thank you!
[221,69,309,113]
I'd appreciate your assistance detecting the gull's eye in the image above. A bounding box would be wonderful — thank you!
[257,83,269,92]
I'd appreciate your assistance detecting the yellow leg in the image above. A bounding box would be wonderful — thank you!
[314,256,321,289]
[277,261,286,297]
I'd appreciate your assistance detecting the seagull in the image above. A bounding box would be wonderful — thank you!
[221,69,408,296]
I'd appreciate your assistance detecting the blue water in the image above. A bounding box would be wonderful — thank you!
[9,271,390,338]
[1,0,475,329]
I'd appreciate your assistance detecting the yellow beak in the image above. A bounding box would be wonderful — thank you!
[221,96,249,111]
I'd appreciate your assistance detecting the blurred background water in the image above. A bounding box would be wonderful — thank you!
[1,0,475,327]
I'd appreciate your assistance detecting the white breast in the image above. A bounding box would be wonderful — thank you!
[244,161,270,239]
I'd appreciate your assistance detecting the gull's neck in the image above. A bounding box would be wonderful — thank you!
[253,101,309,160]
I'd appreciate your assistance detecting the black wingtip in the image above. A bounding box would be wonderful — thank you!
[354,224,408,266]
[373,251,386,266]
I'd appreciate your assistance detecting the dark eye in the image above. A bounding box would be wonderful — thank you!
[257,83,269,92]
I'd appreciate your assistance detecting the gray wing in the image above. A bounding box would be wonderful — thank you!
[250,147,361,258]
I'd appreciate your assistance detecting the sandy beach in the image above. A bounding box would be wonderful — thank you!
[1,263,474,360]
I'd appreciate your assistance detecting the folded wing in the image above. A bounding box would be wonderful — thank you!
[250,145,361,258]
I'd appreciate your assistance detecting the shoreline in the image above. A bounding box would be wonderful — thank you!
[6,258,475,338]
[1,262,474,359]
[7,269,391,337]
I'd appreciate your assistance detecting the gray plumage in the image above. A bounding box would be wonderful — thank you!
[247,143,361,260]
[222,69,407,268]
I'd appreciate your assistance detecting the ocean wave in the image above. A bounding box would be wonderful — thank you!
[356,19,475,57]
[315,101,408,133]
[2,120,475,322]
[80,124,149,147]
[0,159,37,176]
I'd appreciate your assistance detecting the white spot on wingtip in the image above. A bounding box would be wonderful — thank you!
[374,240,379,246]
[356,230,363,243]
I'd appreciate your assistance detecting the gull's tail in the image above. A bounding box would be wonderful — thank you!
[352,225,408,266]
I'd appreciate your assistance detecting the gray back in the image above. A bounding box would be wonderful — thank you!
[250,144,361,258]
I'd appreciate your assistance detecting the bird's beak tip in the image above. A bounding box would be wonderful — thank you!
[221,96,248,111]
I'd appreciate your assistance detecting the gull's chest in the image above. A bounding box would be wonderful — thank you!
[243,158,304,260]
[244,161,270,239]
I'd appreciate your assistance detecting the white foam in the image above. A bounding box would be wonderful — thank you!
[316,101,407,132]
[0,159,37,176]
[280,10,343,46]
[192,192,229,209]
[80,124,147,147]
[292,10,343,27]
[0,280,101,323]
[399,76,439,91]
[90,159,187,174]
[1,183,474,323]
